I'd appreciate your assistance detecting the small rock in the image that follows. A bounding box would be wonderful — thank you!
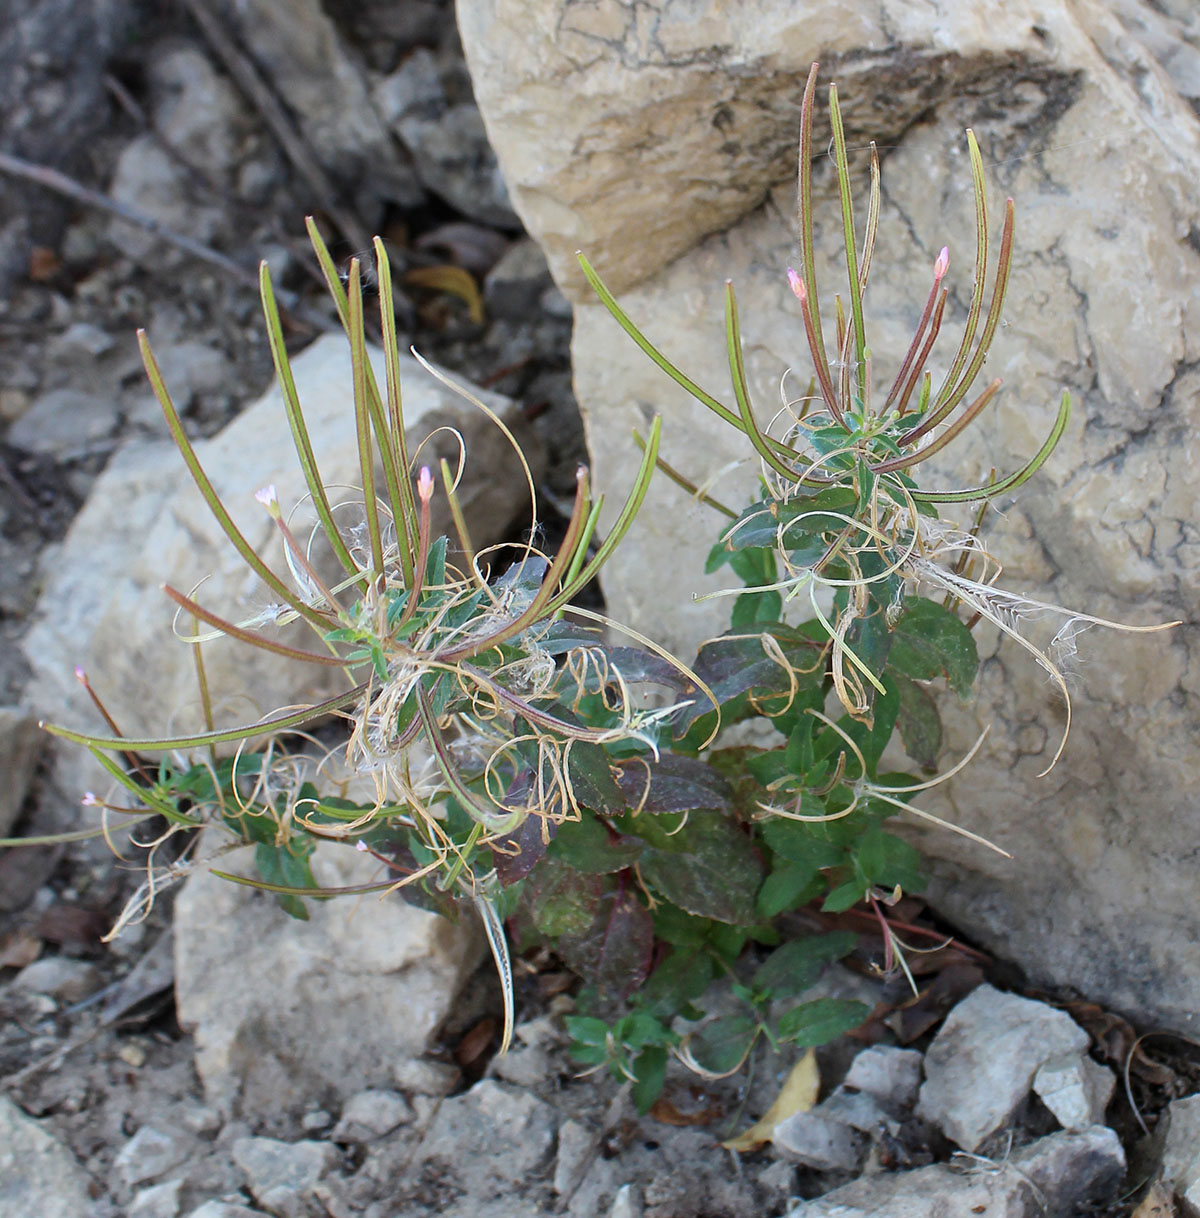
[484,238,554,320]
[377,49,518,228]
[784,1125,1124,1217]
[916,985,1089,1151]
[553,1118,593,1196]
[301,1109,333,1134]
[817,1087,896,1136]
[118,1042,148,1068]
[392,1057,459,1096]
[51,321,116,359]
[183,1204,263,1218]
[177,1101,222,1137]
[0,1094,94,1218]
[0,387,30,422]
[148,339,229,409]
[6,386,118,456]
[331,1090,413,1142]
[129,1177,183,1218]
[539,284,574,320]
[114,1124,192,1189]
[842,1045,924,1111]
[411,1079,556,1196]
[0,707,40,836]
[1162,1093,1200,1210]
[147,44,251,182]
[772,1109,863,1172]
[107,135,223,264]
[610,1183,643,1218]
[1033,1053,1116,1131]
[14,955,102,1003]
[232,1136,339,1218]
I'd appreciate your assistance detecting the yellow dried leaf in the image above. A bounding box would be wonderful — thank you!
[1132,1179,1176,1218]
[404,265,485,323]
[722,1048,820,1152]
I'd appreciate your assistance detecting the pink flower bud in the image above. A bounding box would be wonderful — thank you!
[82,791,99,806]
[74,665,86,683]
[787,267,806,302]
[934,246,949,281]
[417,466,435,503]
[355,839,369,852]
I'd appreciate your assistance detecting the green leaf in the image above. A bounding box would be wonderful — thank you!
[716,489,858,555]
[893,674,942,769]
[776,997,871,1046]
[637,947,715,1020]
[614,754,732,814]
[888,598,978,697]
[753,932,858,999]
[761,819,846,869]
[564,1015,609,1048]
[638,811,764,925]
[566,741,625,814]
[549,814,643,874]
[631,1045,668,1114]
[524,856,604,938]
[254,838,316,920]
[855,827,926,893]
[558,887,655,997]
[821,878,867,913]
[687,1015,759,1074]
[677,623,826,732]
[756,859,824,919]
[650,904,713,947]
[732,587,783,630]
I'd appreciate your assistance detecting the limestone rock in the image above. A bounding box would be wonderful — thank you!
[0,707,39,836]
[375,48,517,227]
[1033,1053,1116,1131]
[842,1045,924,1113]
[113,1124,192,1190]
[1163,1094,1200,1213]
[0,1094,95,1218]
[224,0,421,210]
[916,985,1089,1151]
[330,1090,413,1143]
[409,1080,556,1198]
[7,386,119,456]
[784,1126,1124,1217]
[174,838,484,1131]
[772,1108,863,1172]
[459,0,1200,1032]
[231,1136,339,1218]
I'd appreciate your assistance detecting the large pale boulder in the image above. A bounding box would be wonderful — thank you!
[174,837,483,1132]
[459,0,1200,1028]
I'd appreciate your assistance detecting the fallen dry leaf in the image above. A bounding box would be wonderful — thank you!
[649,1095,724,1126]
[723,1048,819,1153]
[0,928,42,970]
[1132,1178,1175,1218]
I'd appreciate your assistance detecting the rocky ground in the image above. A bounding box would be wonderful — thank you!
[1,2,1199,1216]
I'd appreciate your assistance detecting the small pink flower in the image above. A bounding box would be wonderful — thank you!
[787,267,806,302]
[82,791,99,806]
[417,466,435,503]
[355,839,369,852]
[255,484,282,519]
[74,665,87,683]
[934,246,949,281]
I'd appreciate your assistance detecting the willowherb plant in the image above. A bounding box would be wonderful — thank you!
[8,63,1174,1117]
